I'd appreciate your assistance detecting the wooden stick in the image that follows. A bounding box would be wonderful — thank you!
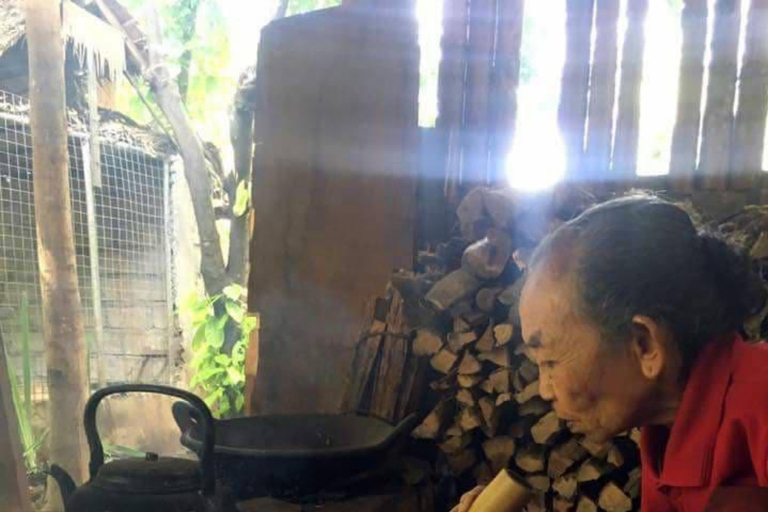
[669,0,708,191]
[699,0,742,190]
[731,0,768,189]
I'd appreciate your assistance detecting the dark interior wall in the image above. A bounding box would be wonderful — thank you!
[247,5,420,414]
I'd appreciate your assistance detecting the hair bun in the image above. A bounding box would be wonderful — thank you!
[699,232,767,333]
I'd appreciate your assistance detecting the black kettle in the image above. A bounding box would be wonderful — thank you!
[49,384,221,512]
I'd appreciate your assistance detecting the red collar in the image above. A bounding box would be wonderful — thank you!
[641,336,736,487]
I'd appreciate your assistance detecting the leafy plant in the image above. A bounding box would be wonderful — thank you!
[183,284,257,418]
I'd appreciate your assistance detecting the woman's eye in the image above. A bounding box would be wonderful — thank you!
[540,360,556,369]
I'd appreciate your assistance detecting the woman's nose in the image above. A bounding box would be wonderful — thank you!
[538,370,555,401]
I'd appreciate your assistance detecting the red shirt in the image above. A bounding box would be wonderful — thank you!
[640,335,768,511]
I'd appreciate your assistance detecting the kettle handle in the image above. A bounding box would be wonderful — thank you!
[83,384,216,497]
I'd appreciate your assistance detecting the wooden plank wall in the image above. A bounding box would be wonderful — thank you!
[436,0,768,195]
[247,4,419,414]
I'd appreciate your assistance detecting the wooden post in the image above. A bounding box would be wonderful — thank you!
[490,0,525,185]
[669,0,708,191]
[699,0,741,190]
[612,0,649,183]
[163,159,176,382]
[25,0,89,486]
[0,332,33,512]
[559,0,595,181]
[584,0,620,184]
[462,0,496,188]
[731,0,768,190]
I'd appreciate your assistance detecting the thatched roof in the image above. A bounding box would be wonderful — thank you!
[0,0,25,57]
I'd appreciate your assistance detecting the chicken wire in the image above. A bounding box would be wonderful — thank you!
[0,88,174,401]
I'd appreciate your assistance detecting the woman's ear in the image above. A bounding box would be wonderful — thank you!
[629,315,670,380]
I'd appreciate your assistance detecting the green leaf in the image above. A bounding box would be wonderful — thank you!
[205,316,225,348]
[198,366,225,380]
[214,354,230,366]
[233,180,250,217]
[218,398,231,416]
[192,324,207,350]
[223,284,244,302]
[204,388,225,408]
[235,394,245,412]
[227,367,243,386]
[189,347,210,369]
[225,300,245,324]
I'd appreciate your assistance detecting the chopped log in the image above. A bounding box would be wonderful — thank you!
[448,448,478,475]
[732,0,768,189]
[456,388,477,408]
[458,374,484,388]
[459,407,484,432]
[577,458,614,482]
[426,269,482,311]
[454,315,471,333]
[446,424,463,437]
[583,0,620,182]
[518,396,550,417]
[488,368,514,393]
[342,323,384,412]
[669,0,708,191]
[456,188,489,241]
[607,445,625,468]
[598,482,632,512]
[431,371,457,391]
[576,496,598,512]
[699,0,742,190]
[449,331,479,352]
[483,189,517,229]
[440,432,473,454]
[500,278,524,326]
[549,438,588,478]
[462,309,489,326]
[512,371,527,393]
[473,461,495,485]
[612,0,649,181]
[553,496,576,512]
[515,380,540,404]
[480,378,495,394]
[462,229,514,280]
[477,321,496,351]
[508,414,538,438]
[482,436,517,473]
[496,392,514,406]
[553,473,579,499]
[431,349,459,374]
[414,329,444,356]
[479,396,499,436]
[515,444,546,473]
[624,467,641,499]
[518,358,539,384]
[493,323,515,345]
[532,411,564,445]
[370,294,411,421]
[413,400,452,439]
[558,0,595,179]
[579,437,611,458]
[527,474,551,493]
[459,352,483,375]
[476,287,502,313]
[478,345,512,367]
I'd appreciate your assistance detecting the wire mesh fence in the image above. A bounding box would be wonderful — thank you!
[0,88,174,402]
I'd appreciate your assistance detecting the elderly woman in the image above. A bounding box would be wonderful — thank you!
[454,196,768,512]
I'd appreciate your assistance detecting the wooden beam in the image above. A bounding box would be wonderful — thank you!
[489,0,525,185]
[699,0,742,190]
[731,0,768,189]
[670,0,708,192]
[559,0,595,181]
[612,0,649,182]
[584,0,620,183]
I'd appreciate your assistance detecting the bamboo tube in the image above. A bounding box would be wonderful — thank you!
[468,469,534,512]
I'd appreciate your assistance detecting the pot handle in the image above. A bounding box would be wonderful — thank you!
[382,413,419,447]
[83,384,215,497]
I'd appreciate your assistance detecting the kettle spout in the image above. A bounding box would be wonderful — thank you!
[49,464,76,508]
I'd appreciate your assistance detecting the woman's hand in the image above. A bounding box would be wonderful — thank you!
[450,486,486,512]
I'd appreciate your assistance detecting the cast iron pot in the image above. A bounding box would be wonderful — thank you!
[49,384,223,512]
[173,404,418,500]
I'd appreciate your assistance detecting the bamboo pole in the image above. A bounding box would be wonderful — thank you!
[612,0,649,183]
[490,0,525,186]
[25,0,89,489]
[461,0,496,188]
[669,0,708,191]
[559,0,596,181]
[584,0,620,183]
[699,0,741,190]
[731,0,768,190]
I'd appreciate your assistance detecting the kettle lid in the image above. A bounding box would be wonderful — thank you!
[92,454,202,494]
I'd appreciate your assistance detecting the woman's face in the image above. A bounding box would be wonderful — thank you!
[519,270,658,443]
